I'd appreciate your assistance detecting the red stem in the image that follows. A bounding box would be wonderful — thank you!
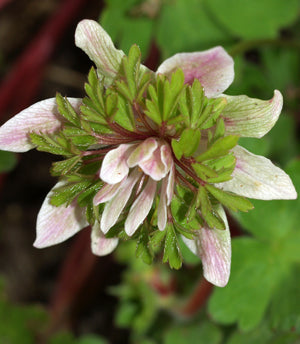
[48,228,97,330]
[0,0,89,118]
[179,278,213,316]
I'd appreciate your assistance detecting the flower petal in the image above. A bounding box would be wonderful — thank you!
[100,143,135,184]
[125,178,157,236]
[139,142,172,181]
[34,182,88,248]
[219,146,297,200]
[0,98,81,152]
[101,168,141,234]
[182,205,231,287]
[127,137,158,167]
[75,20,124,85]
[91,223,118,256]
[157,47,234,97]
[93,182,122,205]
[157,178,167,231]
[166,163,175,205]
[223,90,283,138]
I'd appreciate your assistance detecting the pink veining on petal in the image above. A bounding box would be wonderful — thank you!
[93,181,123,205]
[127,137,158,167]
[166,163,175,205]
[100,143,136,184]
[139,142,172,181]
[101,168,141,234]
[0,98,81,152]
[157,47,234,98]
[157,178,168,231]
[91,224,118,256]
[125,178,157,236]
[34,183,88,248]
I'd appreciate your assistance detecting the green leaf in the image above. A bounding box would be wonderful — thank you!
[196,186,225,229]
[136,225,154,265]
[208,237,284,331]
[51,156,81,176]
[179,78,205,128]
[163,224,182,269]
[171,128,201,160]
[156,0,229,58]
[205,184,254,212]
[162,68,185,121]
[50,180,93,206]
[163,321,223,344]
[56,93,80,127]
[268,266,300,334]
[116,44,141,102]
[205,0,300,39]
[0,150,17,173]
[30,132,77,156]
[196,135,239,162]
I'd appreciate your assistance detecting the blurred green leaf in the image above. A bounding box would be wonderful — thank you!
[0,150,17,173]
[156,0,230,58]
[205,0,300,39]
[208,160,300,331]
[100,0,153,58]
[163,321,223,344]
[226,322,300,344]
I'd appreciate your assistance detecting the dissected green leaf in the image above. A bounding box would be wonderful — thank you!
[205,184,254,212]
[163,224,182,269]
[196,135,239,162]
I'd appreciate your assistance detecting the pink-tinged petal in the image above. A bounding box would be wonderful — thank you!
[182,205,231,287]
[125,178,157,236]
[0,98,81,152]
[93,182,122,205]
[100,143,135,184]
[223,90,283,138]
[219,146,297,200]
[157,178,168,231]
[34,182,88,248]
[101,168,141,234]
[91,223,118,256]
[166,163,175,205]
[139,143,172,181]
[75,20,124,85]
[127,137,158,167]
[157,47,234,97]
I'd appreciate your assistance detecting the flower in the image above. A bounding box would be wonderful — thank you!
[0,19,297,287]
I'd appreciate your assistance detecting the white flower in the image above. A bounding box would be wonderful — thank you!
[0,20,296,287]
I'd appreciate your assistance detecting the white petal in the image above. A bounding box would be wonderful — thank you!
[127,137,158,167]
[125,178,157,236]
[75,20,124,85]
[157,178,167,231]
[100,143,135,184]
[93,182,122,205]
[219,146,297,200]
[91,223,118,256]
[157,47,234,97]
[223,90,283,138]
[139,142,172,181]
[34,182,88,248]
[101,169,141,233]
[0,98,81,152]
[182,205,231,287]
[166,163,175,205]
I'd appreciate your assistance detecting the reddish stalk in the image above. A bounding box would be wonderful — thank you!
[179,278,213,316]
[0,0,89,117]
[48,228,97,332]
